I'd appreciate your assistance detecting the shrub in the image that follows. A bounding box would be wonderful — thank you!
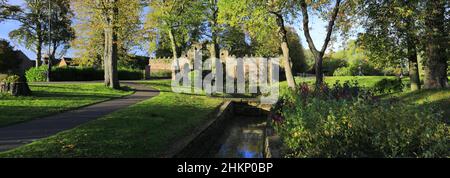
[51,67,103,81]
[323,58,348,76]
[333,66,352,76]
[333,59,383,76]
[372,78,404,94]
[151,70,172,79]
[273,83,449,158]
[26,66,47,82]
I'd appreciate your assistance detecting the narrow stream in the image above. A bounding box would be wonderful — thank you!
[213,116,266,158]
[176,103,268,158]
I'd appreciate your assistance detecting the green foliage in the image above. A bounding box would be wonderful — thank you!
[323,58,348,76]
[218,25,253,57]
[326,40,382,76]
[286,27,308,73]
[356,1,422,69]
[9,0,75,62]
[72,0,144,67]
[274,85,449,158]
[146,0,205,57]
[372,78,405,95]
[25,66,47,82]
[333,66,352,76]
[2,75,20,83]
[217,0,297,57]
[26,67,143,82]
[333,59,382,76]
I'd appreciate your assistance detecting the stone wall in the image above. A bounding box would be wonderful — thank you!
[148,57,173,71]
[146,49,281,82]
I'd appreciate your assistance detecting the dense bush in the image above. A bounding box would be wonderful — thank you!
[273,82,449,158]
[51,67,104,81]
[333,59,383,76]
[26,66,47,82]
[372,78,404,94]
[118,68,144,80]
[323,58,348,76]
[26,67,143,82]
[333,66,352,76]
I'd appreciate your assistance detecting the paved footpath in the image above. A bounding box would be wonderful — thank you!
[0,82,159,152]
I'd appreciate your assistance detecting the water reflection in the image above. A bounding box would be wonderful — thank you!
[215,117,266,158]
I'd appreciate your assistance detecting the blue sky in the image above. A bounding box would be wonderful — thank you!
[0,0,343,61]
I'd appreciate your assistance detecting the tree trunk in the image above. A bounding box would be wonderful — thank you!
[102,0,120,89]
[210,4,220,60]
[423,0,448,89]
[104,26,112,87]
[46,55,52,82]
[36,38,42,67]
[315,55,324,86]
[406,38,421,91]
[211,31,220,59]
[299,0,341,87]
[274,13,296,90]
[168,29,179,80]
[0,74,31,96]
[110,4,120,89]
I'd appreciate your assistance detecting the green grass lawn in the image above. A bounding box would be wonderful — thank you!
[388,88,450,121]
[0,80,223,158]
[0,83,133,127]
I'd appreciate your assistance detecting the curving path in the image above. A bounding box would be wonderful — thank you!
[0,82,159,152]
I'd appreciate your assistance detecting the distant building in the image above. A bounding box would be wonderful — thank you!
[42,55,78,68]
[57,57,76,68]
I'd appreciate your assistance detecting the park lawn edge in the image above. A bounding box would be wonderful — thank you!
[0,80,224,158]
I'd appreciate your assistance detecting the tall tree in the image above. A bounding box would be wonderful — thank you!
[45,0,75,82]
[74,0,143,89]
[146,0,205,79]
[206,0,220,59]
[299,0,342,86]
[218,0,298,89]
[357,0,422,91]
[286,26,307,74]
[97,0,120,89]
[8,0,47,67]
[423,0,448,89]
[72,0,143,69]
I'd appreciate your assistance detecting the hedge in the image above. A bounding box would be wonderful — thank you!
[26,66,143,82]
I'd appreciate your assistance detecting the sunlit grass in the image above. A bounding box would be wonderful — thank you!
[0,83,133,127]
[0,80,224,158]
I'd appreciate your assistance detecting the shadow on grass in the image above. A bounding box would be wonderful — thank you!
[393,88,450,123]
[0,105,64,127]
[0,96,222,158]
